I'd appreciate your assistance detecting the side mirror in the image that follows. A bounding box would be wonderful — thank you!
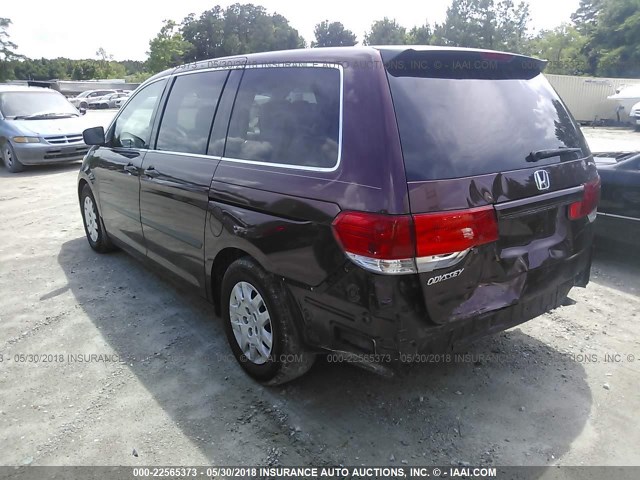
[79,107,87,115]
[83,126,106,146]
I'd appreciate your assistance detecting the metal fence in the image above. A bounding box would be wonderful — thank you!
[545,73,640,123]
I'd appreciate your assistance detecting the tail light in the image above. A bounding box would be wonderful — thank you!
[331,212,415,274]
[569,177,601,221]
[413,206,499,257]
[332,206,499,275]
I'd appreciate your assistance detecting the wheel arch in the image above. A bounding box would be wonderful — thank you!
[78,178,89,201]
[209,247,309,344]
[78,175,104,218]
[210,247,252,316]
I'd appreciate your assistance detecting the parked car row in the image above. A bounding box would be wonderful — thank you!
[87,91,131,109]
[68,89,132,110]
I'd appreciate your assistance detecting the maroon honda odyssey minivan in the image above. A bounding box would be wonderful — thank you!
[78,46,599,384]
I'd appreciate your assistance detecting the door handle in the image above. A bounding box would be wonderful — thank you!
[123,163,138,174]
[144,166,160,178]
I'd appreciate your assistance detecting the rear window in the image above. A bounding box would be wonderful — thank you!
[386,51,590,181]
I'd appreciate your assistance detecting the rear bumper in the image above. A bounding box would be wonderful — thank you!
[14,142,89,165]
[288,243,592,363]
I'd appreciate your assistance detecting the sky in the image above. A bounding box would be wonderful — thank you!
[3,0,581,61]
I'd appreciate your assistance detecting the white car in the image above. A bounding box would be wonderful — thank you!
[69,90,118,110]
[113,92,132,108]
[88,92,130,109]
[631,101,640,131]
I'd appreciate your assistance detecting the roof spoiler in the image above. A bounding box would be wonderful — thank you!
[378,47,547,80]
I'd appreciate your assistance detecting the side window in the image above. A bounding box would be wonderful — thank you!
[109,80,165,149]
[225,67,341,168]
[156,70,228,155]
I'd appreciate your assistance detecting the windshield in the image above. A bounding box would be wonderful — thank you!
[385,51,590,181]
[0,91,78,119]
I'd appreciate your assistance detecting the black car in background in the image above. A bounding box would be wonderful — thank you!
[594,152,640,246]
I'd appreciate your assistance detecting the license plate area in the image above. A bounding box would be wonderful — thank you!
[494,186,583,248]
[498,207,558,247]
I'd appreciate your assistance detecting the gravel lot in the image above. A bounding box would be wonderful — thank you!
[1,116,639,469]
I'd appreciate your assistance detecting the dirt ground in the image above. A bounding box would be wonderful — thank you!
[1,121,639,470]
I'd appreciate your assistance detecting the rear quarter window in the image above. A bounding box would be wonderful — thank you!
[225,66,341,169]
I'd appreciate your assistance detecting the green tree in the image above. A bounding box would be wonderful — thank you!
[125,71,153,83]
[1,18,21,81]
[180,3,304,62]
[435,0,530,51]
[96,47,112,62]
[588,0,640,77]
[434,0,493,48]
[495,0,530,51]
[93,47,126,78]
[147,20,192,73]
[120,59,146,76]
[571,0,604,35]
[363,18,407,45]
[180,7,224,61]
[71,63,85,81]
[526,23,589,74]
[6,57,148,81]
[406,23,434,44]
[72,60,97,80]
[311,20,357,47]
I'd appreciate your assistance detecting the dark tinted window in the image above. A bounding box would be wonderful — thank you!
[225,67,340,168]
[110,80,165,149]
[208,70,243,157]
[388,65,590,181]
[157,71,228,155]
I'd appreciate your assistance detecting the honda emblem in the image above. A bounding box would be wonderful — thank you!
[534,170,551,191]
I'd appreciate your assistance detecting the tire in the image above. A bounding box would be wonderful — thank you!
[80,102,88,110]
[80,184,115,253]
[1,142,25,173]
[221,258,315,385]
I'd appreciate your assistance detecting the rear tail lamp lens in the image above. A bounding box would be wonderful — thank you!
[331,212,414,260]
[332,206,499,274]
[569,177,601,221]
[413,206,499,257]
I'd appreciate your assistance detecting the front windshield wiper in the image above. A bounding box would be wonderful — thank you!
[526,148,582,163]
[13,112,79,120]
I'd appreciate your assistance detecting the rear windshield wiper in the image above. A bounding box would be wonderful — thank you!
[526,148,582,163]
